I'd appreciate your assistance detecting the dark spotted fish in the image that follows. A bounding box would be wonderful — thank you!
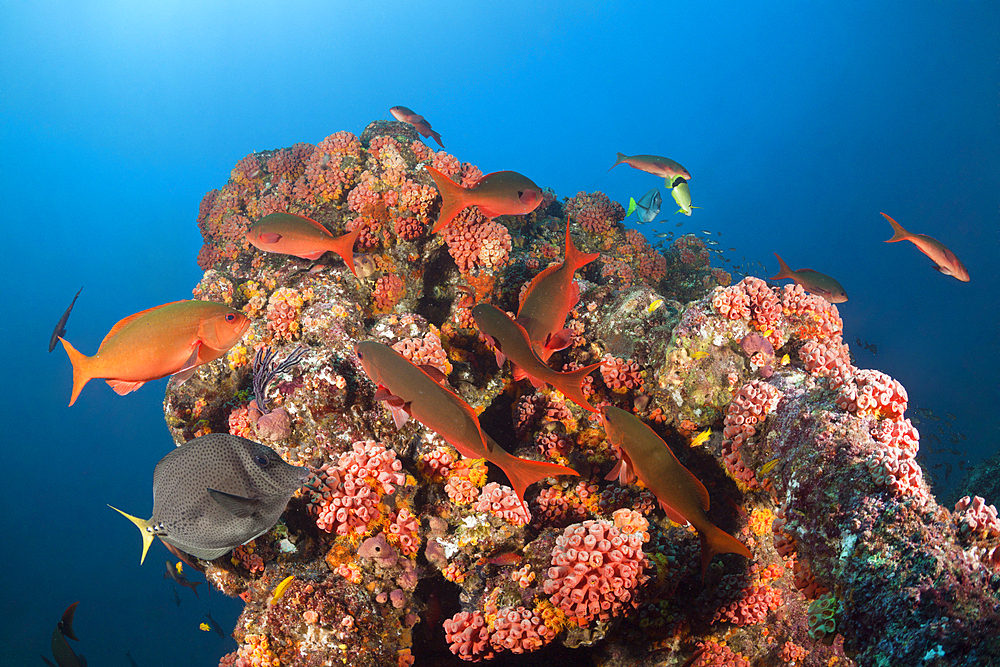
[110,434,309,563]
[49,287,82,352]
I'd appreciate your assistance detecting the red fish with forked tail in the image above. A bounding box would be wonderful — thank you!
[516,218,599,363]
[881,212,969,282]
[425,166,543,233]
[472,304,602,413]
[60,300,250,406]
[601,406,751,577]
[246,212,363,276]
[355,341,577,513]
[608,153,691,187]
[771,252,848,303]
[390,106,444,147]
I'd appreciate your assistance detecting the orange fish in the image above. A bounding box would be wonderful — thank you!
[246,212,362,276]
[390,105,444,148]
[472,304,601,413]
[355,341,577,512]
[60,300,250,406]
[425,166,543,234]
[601,406,751,576]
[881,212,969,282]
[771,252,848,303]
[608,153,691,187]
[516,218,599,363]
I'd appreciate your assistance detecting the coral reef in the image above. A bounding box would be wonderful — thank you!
[160,121,999,667]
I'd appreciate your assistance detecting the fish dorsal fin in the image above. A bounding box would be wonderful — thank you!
[298,214,335,237]
[101,301,186,347]
[419,364,448,384]
[208,488,261,518]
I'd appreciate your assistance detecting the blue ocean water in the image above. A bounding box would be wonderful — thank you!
[1,2,996,665]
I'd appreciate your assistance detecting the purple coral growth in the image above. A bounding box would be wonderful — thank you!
[252,345,306,413]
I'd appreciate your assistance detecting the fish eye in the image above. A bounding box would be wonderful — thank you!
[254,454,270,468]
[225,313,236,322]
[357,350,364,360]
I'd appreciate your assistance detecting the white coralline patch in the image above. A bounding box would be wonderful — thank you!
[279,538,298,554]
[670,388,684,406]
[838,532,857,565]
[712,334,725,347]
[436,537,460,558]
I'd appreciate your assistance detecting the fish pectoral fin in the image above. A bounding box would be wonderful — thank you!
[299,250,326,260]
[106,379,146,395]
[659,500,690,527]
[207,488,261,518]
[604,459,623,481]
[544,329,574,352]
[259,232,282,244]
[373,386,397,402]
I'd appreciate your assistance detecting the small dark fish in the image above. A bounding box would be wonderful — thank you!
[655,232,672,238]
[946,412,957,421]
[49,287,82,353]
[127,650,140,667]
[204,612,225,638]
[164,560,202,597]
[172,586,181,607]
[110,434,309,562]
[675,221,684,227]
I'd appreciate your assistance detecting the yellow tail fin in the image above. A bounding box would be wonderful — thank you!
[109,504,155,565]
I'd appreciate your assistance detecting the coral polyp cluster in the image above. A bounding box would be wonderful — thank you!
[161,120,999,667]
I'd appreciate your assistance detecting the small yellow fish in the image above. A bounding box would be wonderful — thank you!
[690,350,709,360]
[760,457,781,475]
[646,299,664,314]
[175,562,183,574]
[689,429,711,447]
[270,575,296,605]
[780,354,790,366]
[199,623,211,632]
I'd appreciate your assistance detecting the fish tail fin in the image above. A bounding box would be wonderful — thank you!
[699,524,752,579]
[426,166,468,233]
[59,337,92,406]
[880,212,909,243]
[553,362,603,413]
[429,130,444,148]
[331,226,363,277]
[607,152,627,172]
[108,504,155,565]
[770,252,794,280]
[563,218,600,271]
[502,456,579,516]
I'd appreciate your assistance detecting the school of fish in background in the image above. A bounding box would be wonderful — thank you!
[44,104,972,665]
